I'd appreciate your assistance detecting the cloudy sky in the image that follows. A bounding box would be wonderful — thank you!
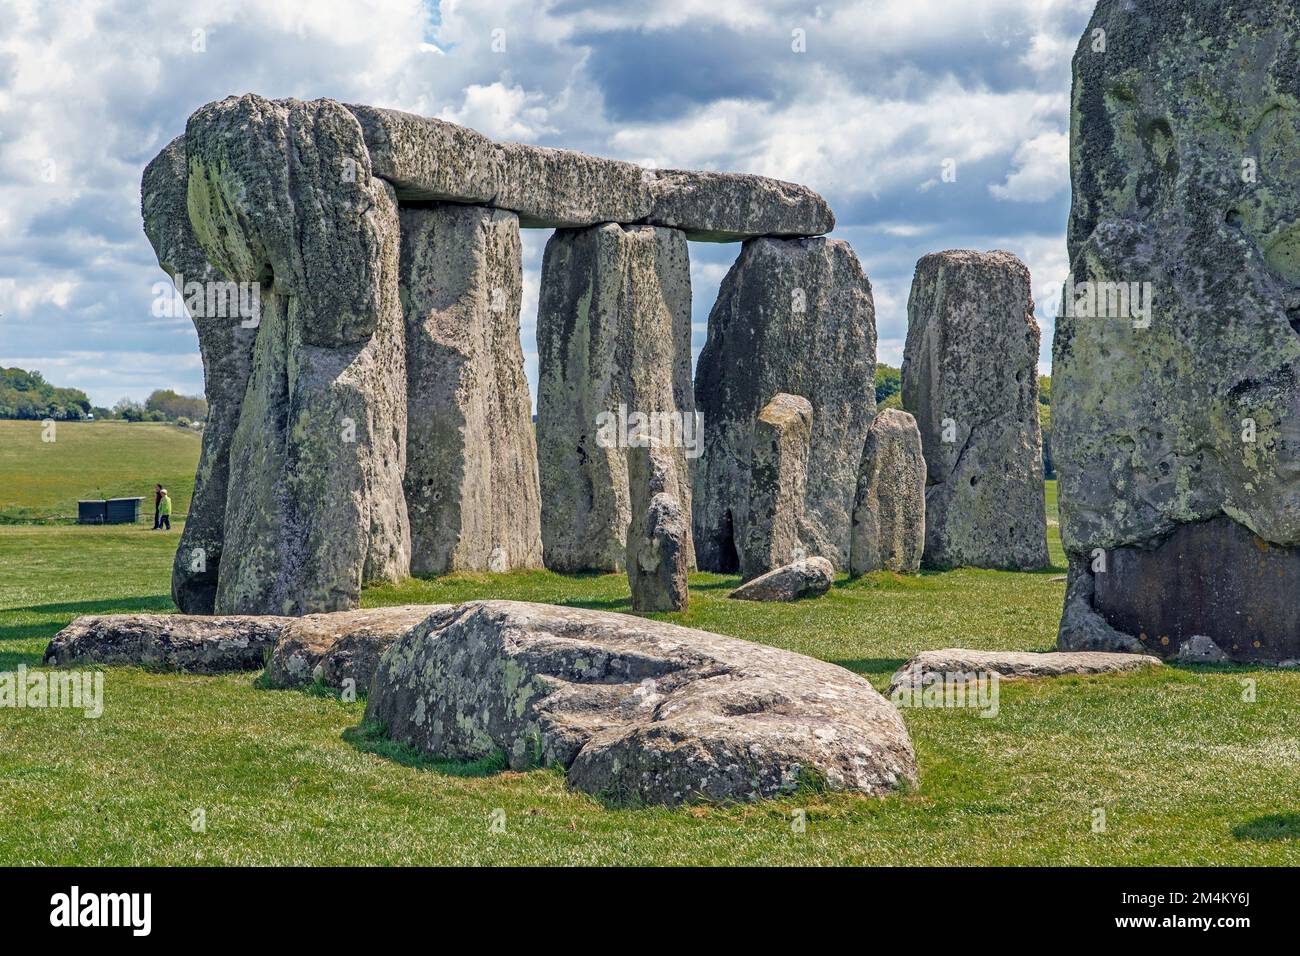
[0,0,1092,408]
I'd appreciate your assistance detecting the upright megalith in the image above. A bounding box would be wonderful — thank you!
[1055,0,1300,661]
[185,94,410,615]
[738,393,814,579]
[626,444,689,612]
[536,223,695,572]
[851,408,926,575]
[142,135,256,614]
[398,204,543,575]
[902,250,1048,571]
[694,238,876,572]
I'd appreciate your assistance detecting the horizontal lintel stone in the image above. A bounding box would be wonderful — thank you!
[345,103,833,241]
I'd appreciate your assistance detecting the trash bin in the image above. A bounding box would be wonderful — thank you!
[105,497,144,524]
[78,500,107,524]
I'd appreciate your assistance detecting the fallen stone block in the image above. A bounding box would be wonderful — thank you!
[43,614,290,673]
[888,648,1162,695]
[728,557,834,602]
[365,601,916,805]
[264,605,444,690]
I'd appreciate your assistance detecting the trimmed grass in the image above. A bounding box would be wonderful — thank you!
[2,513,1298,865]
[0,420,200,522]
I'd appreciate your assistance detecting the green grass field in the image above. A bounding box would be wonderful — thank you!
[1,429,1297,865]
[0,419,200,522]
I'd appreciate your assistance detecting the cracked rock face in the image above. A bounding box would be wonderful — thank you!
[399,203,543,575]
[627,445,689,612]
[851,408,926,575]
[264,605,443,690]
[536,223,695,572]
[43,614,289,673]
[738,393,814,579]
[902,250,1048,570]
[142,135,258,614]
[1055,0,1300,661]
[365,601,916,805]
[694,238,877,572]
[185,95,410,615]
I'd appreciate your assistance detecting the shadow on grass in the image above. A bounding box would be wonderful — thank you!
[0,648,44,669]
[343,720,510,778]
[831,657,908,677]
[0,595,174,643]
[1232,813,1300,841]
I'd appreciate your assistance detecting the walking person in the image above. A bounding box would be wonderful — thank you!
[157,488,172,531]
[153,483,164,529]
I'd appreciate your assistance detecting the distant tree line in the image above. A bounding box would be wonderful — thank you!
[0,367,206,425]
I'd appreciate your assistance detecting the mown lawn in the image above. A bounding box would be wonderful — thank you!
[1,505,1298,865]
[0,419,200,522]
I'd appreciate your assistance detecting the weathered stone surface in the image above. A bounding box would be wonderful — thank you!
[344,103,832,239]
[648,169,835,242]
[1090,518,1300,661]
[399,203,543,575]
[887,647,1161,695]
[694,237,876,572]
[536,223,695,572]
[1054,1,1300,662]
[186,95,410,615]
[851,408,926,575]
[728,556,834,602]
[902,250,1048,570]
[737,393,813,579]
[142,135,257,614]
[264,605,442,690]
[43,614,288,672]
[365,600,916,805]
[626,444,689,612]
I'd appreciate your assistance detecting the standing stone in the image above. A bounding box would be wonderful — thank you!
[626,444,689,612]
[737,393,813,579]
[1055,0,1300,662]
[185,94,410,615]
[694,237,876,572]
[536,223,695,572]
[851,408,926,574]
[902,250,1048,570]
[399,204,543,575]
[142,135,257,613]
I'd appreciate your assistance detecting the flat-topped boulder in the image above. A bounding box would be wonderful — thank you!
[887,648,1161,695]
[345,103,832,240]
[264,605,444,690]
[44,614,290,673]
[365,600,916,805]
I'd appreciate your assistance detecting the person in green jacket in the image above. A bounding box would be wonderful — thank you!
[157,488,172,531]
